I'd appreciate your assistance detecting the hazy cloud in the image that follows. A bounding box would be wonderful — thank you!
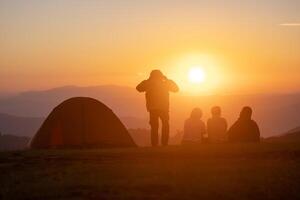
[279,23,300,26]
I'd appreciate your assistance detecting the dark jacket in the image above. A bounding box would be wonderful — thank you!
[136,78,179,111]
[207,117,227,142]
[227,118,260,142]
[183,118,206,142]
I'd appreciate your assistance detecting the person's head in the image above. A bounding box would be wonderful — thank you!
[211,106,221,117]
[190,107,202,119]
[149,70,165,80]
[239,106,252,120]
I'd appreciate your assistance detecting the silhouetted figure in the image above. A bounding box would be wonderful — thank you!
[136,70,179,146]
[182,108,206,145]
[227,106,260,142]
[207,106,227,143]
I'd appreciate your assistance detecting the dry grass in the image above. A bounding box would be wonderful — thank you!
[1,142,300,200]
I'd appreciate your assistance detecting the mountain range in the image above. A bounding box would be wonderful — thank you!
[0,85,299,138]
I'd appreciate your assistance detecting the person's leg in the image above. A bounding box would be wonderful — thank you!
[160,111,170,146]
[149,111,159,146]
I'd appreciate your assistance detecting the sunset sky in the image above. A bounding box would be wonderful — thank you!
[0,0,299,94]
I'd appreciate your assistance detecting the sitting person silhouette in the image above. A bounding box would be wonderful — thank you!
[207,106,228,143]
[227,106,260,142]
[136,70,179,146]
[182,108,206,145]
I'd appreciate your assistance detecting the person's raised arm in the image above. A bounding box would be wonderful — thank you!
[167,79,179,92]
[136,80,148,92]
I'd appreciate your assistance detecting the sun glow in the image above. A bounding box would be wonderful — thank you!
[166,53,226,95]
[188,67,206,83]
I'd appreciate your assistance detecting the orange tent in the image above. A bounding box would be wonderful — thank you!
[30,97,136,149]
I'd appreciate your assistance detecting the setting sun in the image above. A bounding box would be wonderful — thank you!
[1,1,300,199]
[188,67,206,84]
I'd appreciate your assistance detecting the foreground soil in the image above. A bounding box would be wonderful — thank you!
[1,142,300,200]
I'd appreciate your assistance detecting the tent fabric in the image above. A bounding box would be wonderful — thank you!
[30,97,136,149]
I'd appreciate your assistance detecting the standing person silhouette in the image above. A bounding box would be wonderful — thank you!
[136,70,179,146]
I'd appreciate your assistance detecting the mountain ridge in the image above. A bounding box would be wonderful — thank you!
[0,85,299,137]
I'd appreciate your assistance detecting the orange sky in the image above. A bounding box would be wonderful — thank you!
[0,0,299,94]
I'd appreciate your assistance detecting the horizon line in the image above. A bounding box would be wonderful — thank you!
[0,84,299,98]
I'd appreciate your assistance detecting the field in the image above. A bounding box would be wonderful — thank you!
[1,142,300,200]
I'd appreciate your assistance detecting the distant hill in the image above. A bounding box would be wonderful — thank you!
[266,126,300,142]
[0,113,43,137]
[286,126,300,134]
[0,85,299,137]
[0,112,147,138]
[0,134,30,151]
[121,116,148,130]
[0,85,145,118]
[128,129,151,147]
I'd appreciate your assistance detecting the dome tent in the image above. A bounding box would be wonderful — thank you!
[30,97,136,149]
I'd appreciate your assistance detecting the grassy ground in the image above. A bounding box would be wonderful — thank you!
[1,142,300,200]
